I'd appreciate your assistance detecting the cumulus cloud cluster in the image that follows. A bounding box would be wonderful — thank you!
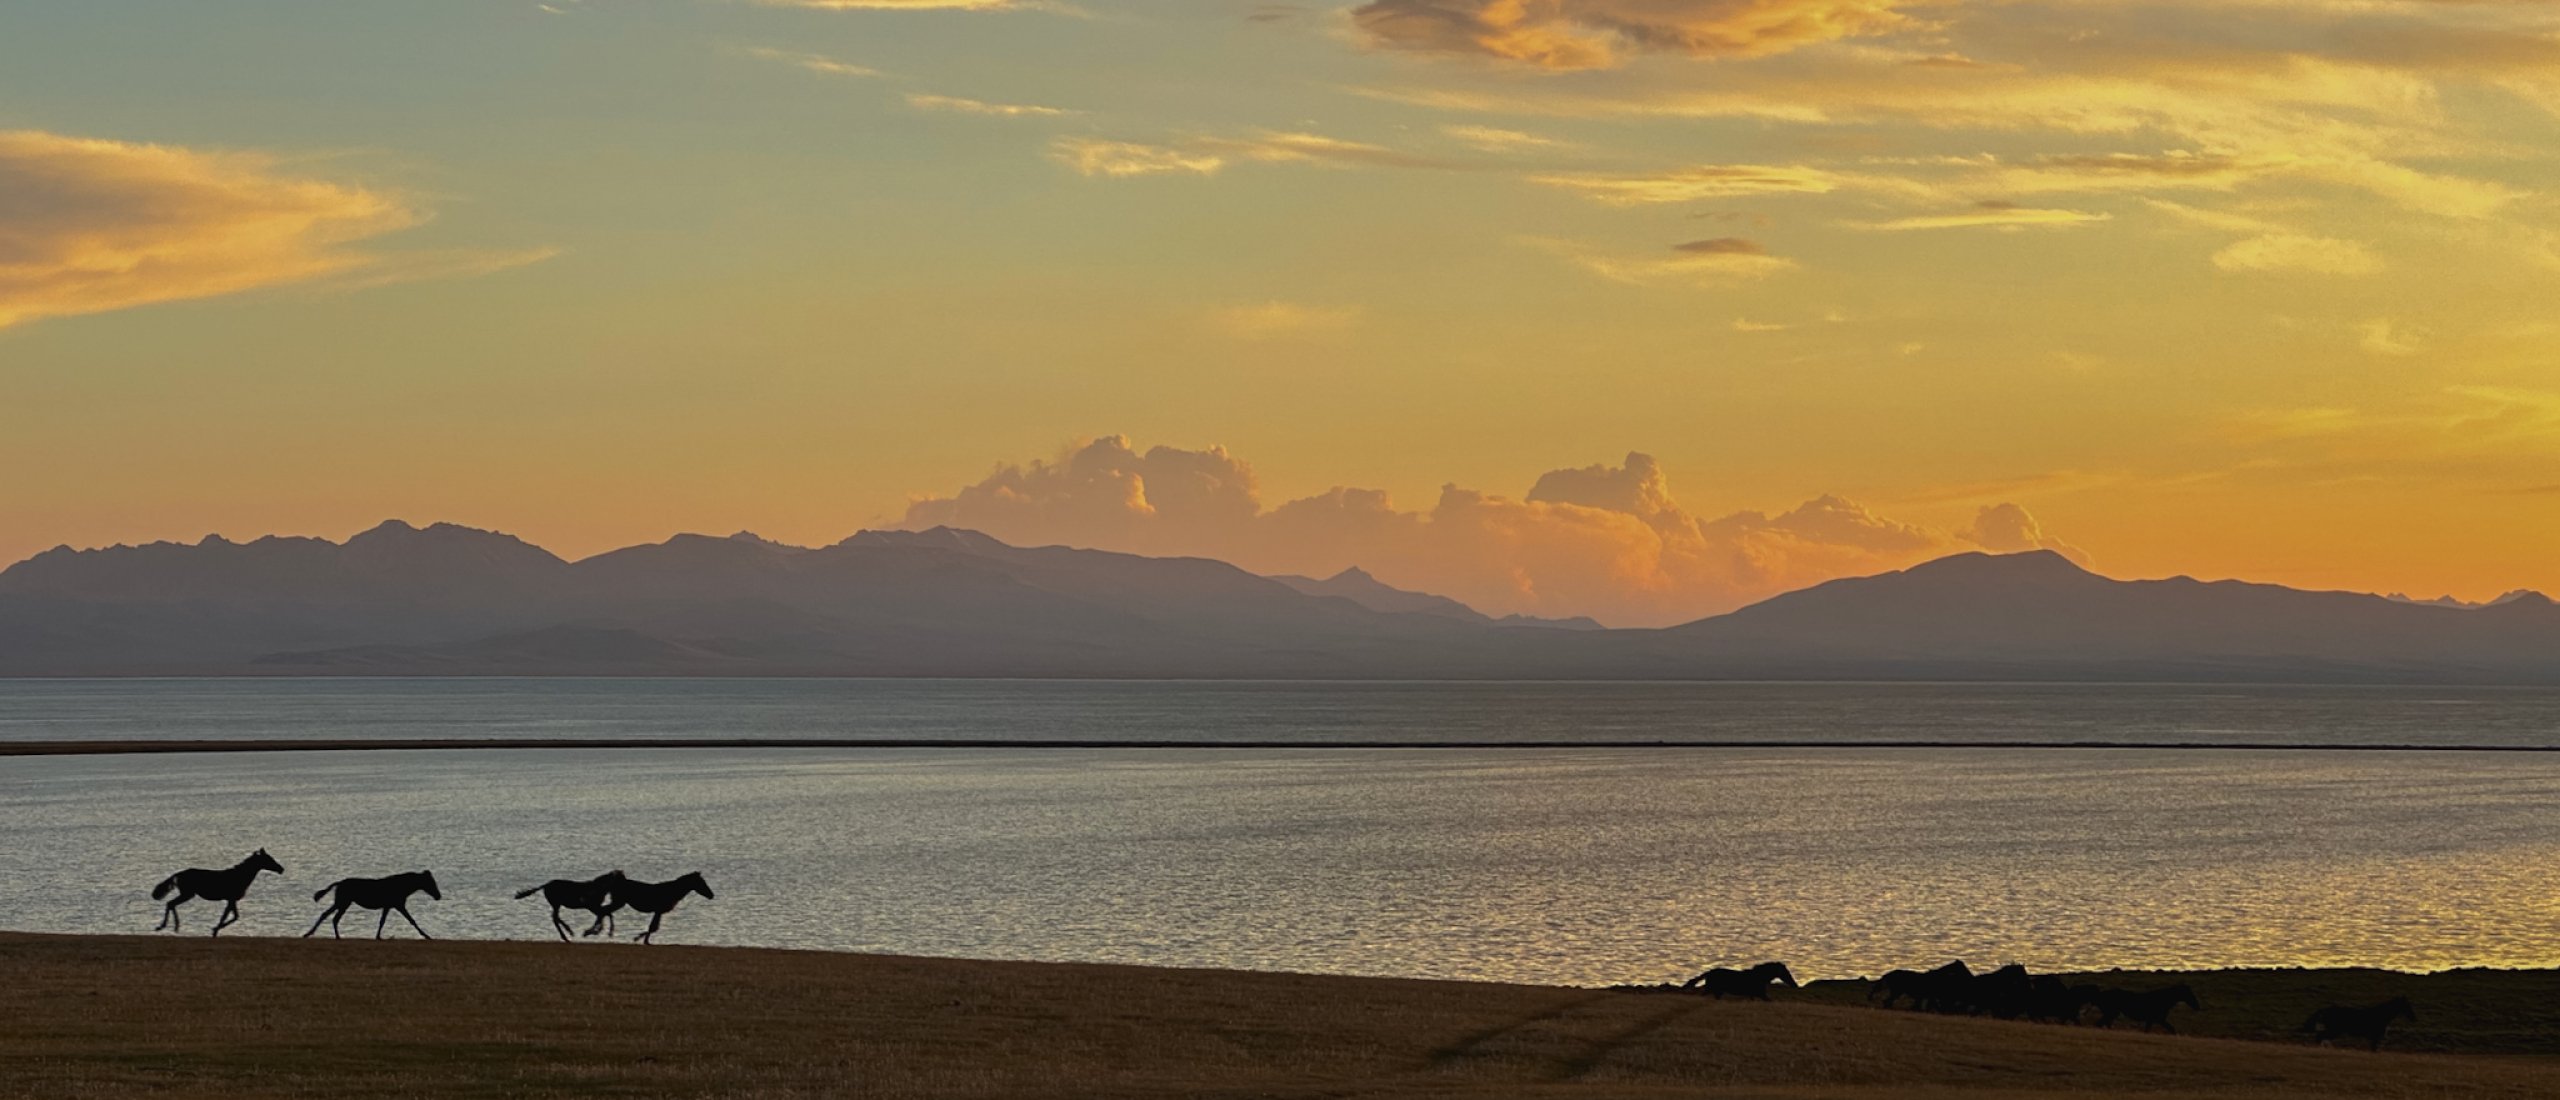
[901,436,2086,626]
[0,130,545,330]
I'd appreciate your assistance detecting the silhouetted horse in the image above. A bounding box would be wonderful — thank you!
[514,871,628,941]
[2094,984,2200,1032]
[1967,964,2035,1019]
[2304,996,2415,1051]
[1870,968,1925,1009]
[150,848,283,936]
[613,872,713,944]
[2025,976,2097,1025]
[1682,961,1797,1000]
[306,870,441,940]
[1912,960,1976,1013]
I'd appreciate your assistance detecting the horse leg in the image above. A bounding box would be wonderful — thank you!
[158,896,185,932]
[331,905,348,939]
[549,905,572,942]
[305,905,334,938]
[212,900,239,937]
[376,907,392,939]
[582,910,608,938]
[638,911,662,944]
[398,904,431,940]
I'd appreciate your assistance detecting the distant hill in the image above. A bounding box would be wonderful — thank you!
[1269,567,1603,631]
[2,524,2555,681]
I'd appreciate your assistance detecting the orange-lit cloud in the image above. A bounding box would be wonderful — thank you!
[1352,0,1927,70]
[0,130,544,331]
[900,437,2078,625]
[904,93,1074,117]
[1208,301,1363,339]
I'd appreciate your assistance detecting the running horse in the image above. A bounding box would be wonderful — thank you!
[1682,961,1798,1000]
[150,848,284,936]
[2304,996,2415,1051]
[613,872,714,944]
[305,870,442,939]
[515,870,628,941]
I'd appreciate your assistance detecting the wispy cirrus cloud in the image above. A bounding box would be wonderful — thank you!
[904,92,1074,117]
[1529,236,1798,286]
[2211,233,2383,275]
[0,130,548,331]
[1350,0,1929,71]
[1050,131,1456,178]
[734,46,884,78]
[1849,203,2111,231]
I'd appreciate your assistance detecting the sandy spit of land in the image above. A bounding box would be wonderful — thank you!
[4,932,2557,1099]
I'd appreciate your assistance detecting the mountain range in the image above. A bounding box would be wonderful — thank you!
[3,520,2556,682]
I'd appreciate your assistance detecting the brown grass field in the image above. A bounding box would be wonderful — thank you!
[5,933,2558,1099]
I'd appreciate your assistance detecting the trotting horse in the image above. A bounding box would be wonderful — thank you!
[514,870,628,941]
[306,870,442,940]
[613,872,714,944]
[2304,996,2415,1051]
[1683,961,1798,1000]
[150,848,284,936]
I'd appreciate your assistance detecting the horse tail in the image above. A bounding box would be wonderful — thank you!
[312,880,343,902]
[150,875,178,900]
[513,884,544,900]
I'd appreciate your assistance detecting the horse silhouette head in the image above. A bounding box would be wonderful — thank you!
[249,848,284,876]
[416,871,443,901]
[1755,962,1798,988]
[678,872,714,900]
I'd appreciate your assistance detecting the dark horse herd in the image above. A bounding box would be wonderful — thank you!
[149,848,714,944]
[1676,958,2419,1052]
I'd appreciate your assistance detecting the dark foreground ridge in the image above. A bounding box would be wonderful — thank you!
[5,933,2557,1099]
[15,736,2560,756]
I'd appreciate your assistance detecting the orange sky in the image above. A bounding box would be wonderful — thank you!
[2,0,2556,623]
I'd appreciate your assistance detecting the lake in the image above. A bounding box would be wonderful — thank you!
[4,679,2560,985]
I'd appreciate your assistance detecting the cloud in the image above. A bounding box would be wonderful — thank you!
[1527,163,1850,204]
[1050,131,1450,179]
[1848,204,2110,231]
[1440,124,1572,153]
[1351,0,1926,71]
[0,130,545,331]
[2358,317,2423,356]
[904,92,1074,117]
[1530,236,1797,286]
[900,437,2079,625]
[1209,301,1362,339]
[1961,502,2091,565]
[735,46,883,78]
[2211,233,2383,275]
[1672,236,1768,255]
[1050,138,1225,177]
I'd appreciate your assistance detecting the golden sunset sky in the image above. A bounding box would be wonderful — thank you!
[4,0,2557,624]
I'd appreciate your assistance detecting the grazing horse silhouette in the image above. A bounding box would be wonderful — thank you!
[613,872,713,944]
[2025,976,2098,1025]
[1682,961,1797,1000]
[150,848,283,936]
[2095,984,2201,1032]
[1870,968,1926,1008]
[1967,964,2035,1019]
[1913,960,1976,1013]
[306,870,441,940]
[514,871,628,941]
[2305,996,2415,1051]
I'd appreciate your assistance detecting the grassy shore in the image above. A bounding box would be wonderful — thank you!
[5,933,2555,1099]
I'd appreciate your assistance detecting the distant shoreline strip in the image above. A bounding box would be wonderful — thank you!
[7,738,2560,756]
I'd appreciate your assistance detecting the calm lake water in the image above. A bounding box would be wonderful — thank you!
[5,680,2560,985]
